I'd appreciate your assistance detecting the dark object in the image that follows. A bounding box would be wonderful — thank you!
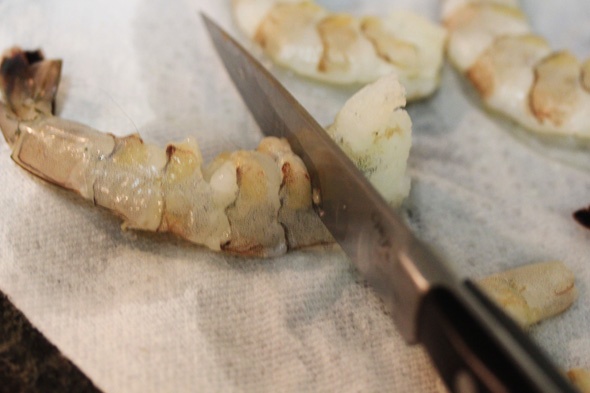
[0,47,62,146]
[0,47,61,119]
[201,14,580,392]
[574,206,590,230]
[0,291,102,393]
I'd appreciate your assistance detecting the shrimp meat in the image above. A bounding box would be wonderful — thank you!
[477,260,577,329]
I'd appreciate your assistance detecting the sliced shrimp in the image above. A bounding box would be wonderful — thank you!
[442,0,590,139]
[232,0,447,101]
[477,261,577,329]
[0,48,412,256]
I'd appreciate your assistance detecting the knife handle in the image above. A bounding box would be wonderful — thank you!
[417,280,578,393]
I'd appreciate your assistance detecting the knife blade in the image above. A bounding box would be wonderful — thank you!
[201,14,579,393]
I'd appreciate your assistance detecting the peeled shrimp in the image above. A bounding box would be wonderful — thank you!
[0,48,412,257]
[477,261,577,329]
[442,0,590,139]
[232,0,447,101]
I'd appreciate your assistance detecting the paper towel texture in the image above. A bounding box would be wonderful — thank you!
[0,0,589,392]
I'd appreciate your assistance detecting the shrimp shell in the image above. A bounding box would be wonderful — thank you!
[442,0,590,139]
[0,47,412,257]
[232,0,447,101]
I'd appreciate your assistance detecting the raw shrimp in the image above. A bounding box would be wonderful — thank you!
[442,0,590,139]
[232,0,447,101]
[0,48,412,257]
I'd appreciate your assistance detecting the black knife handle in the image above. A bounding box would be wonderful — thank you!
[417,280,579,393]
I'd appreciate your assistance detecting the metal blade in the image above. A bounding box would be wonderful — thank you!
[201,14,457,343]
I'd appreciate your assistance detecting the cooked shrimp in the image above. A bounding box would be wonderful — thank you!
[477,261,577,329]
[232,0,447,101]
[0,47,412,256]
[442,0,590,139]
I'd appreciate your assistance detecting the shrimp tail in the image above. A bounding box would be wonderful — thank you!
[0,47,62,144]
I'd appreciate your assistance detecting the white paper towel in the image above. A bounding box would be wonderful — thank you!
[0,1,589,392]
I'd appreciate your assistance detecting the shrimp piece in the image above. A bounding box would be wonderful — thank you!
[0,48,412,256]
[327,73,412,207]
[443,0,590,139]
[567,369,590,393]
[232,0,447,101]
[477,261,577,329]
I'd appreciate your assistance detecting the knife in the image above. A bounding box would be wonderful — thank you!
[201,14,579,393]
